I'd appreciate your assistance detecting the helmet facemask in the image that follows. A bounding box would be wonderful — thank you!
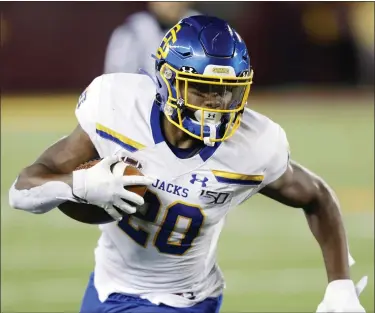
[159,63,253,146]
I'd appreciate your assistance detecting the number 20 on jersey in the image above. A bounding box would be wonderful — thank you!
[118,191,205,256]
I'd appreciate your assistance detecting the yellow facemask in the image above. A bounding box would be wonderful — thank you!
[159,63,254,144]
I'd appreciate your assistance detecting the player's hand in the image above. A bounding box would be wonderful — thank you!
[316,276,368,312]
[72,155,154,220]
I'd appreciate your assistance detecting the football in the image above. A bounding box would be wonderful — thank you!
[58,158,147,224]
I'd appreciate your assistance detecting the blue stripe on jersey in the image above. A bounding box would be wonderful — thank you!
[199,141,221,162]
[95,130,136,152]
[214,176,263,185]
[150,103,165,144]
[95,123,146,152]
[212,170,264,185]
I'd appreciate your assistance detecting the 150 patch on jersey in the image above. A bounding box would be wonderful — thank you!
[199,190,230,205]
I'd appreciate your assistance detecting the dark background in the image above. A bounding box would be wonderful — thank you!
[2,1,373,92]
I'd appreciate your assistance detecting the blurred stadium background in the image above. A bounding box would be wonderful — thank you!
[1,2,374,312]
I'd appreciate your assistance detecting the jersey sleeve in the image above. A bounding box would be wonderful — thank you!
[75,75,104,141]
[228,124,291,208]
[262,125,290,186]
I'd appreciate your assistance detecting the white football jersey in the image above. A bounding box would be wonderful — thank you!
[75,73,290,307]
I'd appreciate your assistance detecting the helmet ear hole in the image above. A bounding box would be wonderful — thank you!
[155,76,163,89]
[155,59,166,71]
[155,93,162,104]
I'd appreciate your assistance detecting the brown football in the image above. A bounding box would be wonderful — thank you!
[58,158,147,224]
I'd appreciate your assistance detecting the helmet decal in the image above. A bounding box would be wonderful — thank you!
[156,24,182,60]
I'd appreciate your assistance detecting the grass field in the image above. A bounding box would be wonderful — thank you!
[1,92,374,312]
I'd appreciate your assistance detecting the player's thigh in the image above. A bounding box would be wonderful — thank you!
[79,273,103,313]
[79,273,166,313]
[79,274,142,313]
[124,296,223,313]
[80,273,223,313]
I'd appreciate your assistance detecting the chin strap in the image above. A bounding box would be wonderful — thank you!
[203,124,216,146]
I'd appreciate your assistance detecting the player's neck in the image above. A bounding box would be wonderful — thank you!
[161,115,201,149]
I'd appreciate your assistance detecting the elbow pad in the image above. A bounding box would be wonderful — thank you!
[8,179,74,214]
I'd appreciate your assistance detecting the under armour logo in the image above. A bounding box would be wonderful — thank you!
[207,113,216,119]
[181,66,197,74]
[239,70,250,77]
[190,174,208,187]
[176,97,185,108]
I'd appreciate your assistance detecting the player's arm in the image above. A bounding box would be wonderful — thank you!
[15,125,97,191]
[260,160,366,311]
[260,160,350,282]
[9,123,153,218]
[9,75,154,219]
[9,125,99,214]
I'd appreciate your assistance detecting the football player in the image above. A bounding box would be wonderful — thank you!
[9,15,367,313]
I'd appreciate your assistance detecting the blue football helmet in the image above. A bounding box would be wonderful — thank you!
[154,15,253,146]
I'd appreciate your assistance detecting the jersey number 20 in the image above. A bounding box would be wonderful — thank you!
[117,191,205,256]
